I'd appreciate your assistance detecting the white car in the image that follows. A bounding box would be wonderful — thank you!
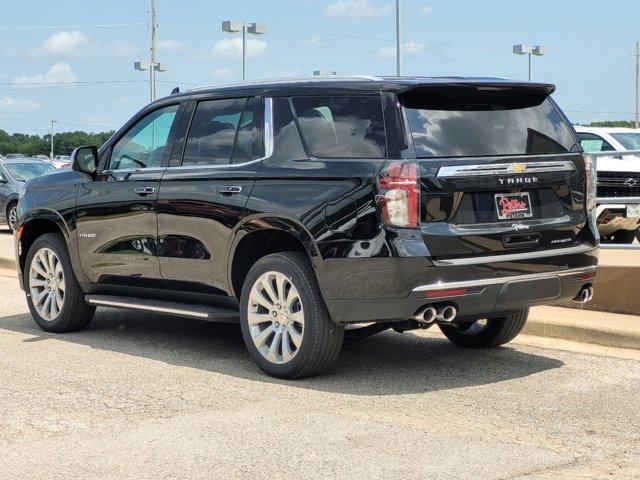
[575,127,640,243]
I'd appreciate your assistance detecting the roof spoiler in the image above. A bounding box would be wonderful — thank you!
[396,81,556,96]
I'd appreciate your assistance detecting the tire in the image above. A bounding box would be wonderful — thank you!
[24,233,95,333]
[239,251,344,379]
[439,308,529,348]
[603,230,636,244]
[6,201,18,232]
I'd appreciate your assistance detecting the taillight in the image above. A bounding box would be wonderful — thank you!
[376,160,420,228]
[583,154,597,213]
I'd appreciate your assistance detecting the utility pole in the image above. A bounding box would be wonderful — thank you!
[134,0,166,102]
[635,41,639,129]
[50,120,57,160]
[149,0,157,101]
[396,0,402,76]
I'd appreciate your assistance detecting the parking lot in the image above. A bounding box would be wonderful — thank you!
[1,268,639,479]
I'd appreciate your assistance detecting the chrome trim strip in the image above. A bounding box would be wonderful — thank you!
[433,245,594,266]
[412,266,597,292]
[86,298,209,318]
[437,160,576,178]
[164,96,274,171]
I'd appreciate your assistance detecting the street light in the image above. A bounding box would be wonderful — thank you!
[134,61,167,102]
[513,44,547,81]
[222,20,267,81]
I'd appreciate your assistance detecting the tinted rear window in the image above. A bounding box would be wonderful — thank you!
[292,95,386,158]
[403,93,577,158]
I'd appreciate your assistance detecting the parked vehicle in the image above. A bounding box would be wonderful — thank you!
[15,76,598,378]
[575,127,640,243]
[0,158,55,231]
[5,153,27,159]
[51,155,72,169]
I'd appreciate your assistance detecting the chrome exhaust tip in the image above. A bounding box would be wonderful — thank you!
[413,306,437,324]
[436,305,457,322]
[573,286,594,304]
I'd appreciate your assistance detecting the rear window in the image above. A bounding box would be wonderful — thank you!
[291,95,386,158]
[403,93,577,158]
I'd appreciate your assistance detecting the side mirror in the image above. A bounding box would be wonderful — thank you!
[0,175,7,184]
[71,146,99,174]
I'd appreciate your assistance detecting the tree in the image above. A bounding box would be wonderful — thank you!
[0,128,115,156]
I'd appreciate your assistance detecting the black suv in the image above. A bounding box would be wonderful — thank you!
[15,77,598,378]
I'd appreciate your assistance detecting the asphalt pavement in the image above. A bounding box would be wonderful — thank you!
[1,273,639,479]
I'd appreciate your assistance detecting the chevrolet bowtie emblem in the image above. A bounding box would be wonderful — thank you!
[512,163,526,173]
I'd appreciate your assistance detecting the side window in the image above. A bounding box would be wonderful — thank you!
[578,133,615,153]
[182,97,247,166]
[110,104,179,170]
[266,98,307,166]
[291,95,387,158]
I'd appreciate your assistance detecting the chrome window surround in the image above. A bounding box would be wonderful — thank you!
[437,160,577,178]
[102,97,274,174]
[412,265,596,292]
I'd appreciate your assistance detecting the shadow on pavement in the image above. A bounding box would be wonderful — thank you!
[0,308,564,395]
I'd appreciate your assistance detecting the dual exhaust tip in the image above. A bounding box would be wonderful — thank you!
[413,305,457,324]
[573,285,594,304]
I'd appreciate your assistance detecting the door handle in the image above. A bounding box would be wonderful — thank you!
[218,185,242,194]
[134,186,155,196]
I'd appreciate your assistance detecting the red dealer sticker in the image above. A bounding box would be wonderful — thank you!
[495,192,533,220]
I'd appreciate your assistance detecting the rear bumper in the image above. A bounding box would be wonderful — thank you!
[320,246,598,324]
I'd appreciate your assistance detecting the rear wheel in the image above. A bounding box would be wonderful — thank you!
[439,309,529,348]
[6,201,18,232]
[239,252,344,379]
[25,233,95,333]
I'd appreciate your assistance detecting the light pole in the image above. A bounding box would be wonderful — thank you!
[396,0,402,76]
[222,20,267,81]
[50,119,57,160]
[513,44,547,81]
[134,0,167,101]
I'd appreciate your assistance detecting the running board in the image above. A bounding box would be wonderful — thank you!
[85,295,239,322]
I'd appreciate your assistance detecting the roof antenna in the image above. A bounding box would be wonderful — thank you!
[171,86,180,95]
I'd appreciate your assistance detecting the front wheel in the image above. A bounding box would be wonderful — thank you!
[239,252,344,379]
[25,233,95,333]
[6,201,18,232]
[439,309,529,348]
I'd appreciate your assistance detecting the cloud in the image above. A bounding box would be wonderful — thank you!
[0,96,40,112]
[40,30,89,56]
[34,30,137,58]
[376,41,426,58]
[419,4,432,15]
[158,39,185,52]
[262,68,303,79]
[325,0,391,18]
[212,67,233,79]
[13,62,78,84]
[211,38,267,59]
[308,36,322,46]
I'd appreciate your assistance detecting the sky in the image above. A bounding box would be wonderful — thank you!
[1,0,639,136]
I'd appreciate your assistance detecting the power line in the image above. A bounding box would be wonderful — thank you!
[0,22,146,31]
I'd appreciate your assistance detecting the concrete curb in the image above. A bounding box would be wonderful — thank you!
[526,306,640,350]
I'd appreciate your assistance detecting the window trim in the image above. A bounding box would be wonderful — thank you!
[168,96,273,170]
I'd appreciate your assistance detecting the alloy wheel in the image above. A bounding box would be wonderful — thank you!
[29,247,65,321]
[247,271,304,364]
[8,205,18,231]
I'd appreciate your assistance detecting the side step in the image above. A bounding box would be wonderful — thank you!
[85,295,239,322]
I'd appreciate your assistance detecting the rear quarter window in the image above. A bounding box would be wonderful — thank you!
[402,93,577,158]
[291,95,387,158]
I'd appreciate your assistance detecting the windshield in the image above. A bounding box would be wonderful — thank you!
[4,163,55,182]
[610,132,640,151]
[402,93,577,158]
